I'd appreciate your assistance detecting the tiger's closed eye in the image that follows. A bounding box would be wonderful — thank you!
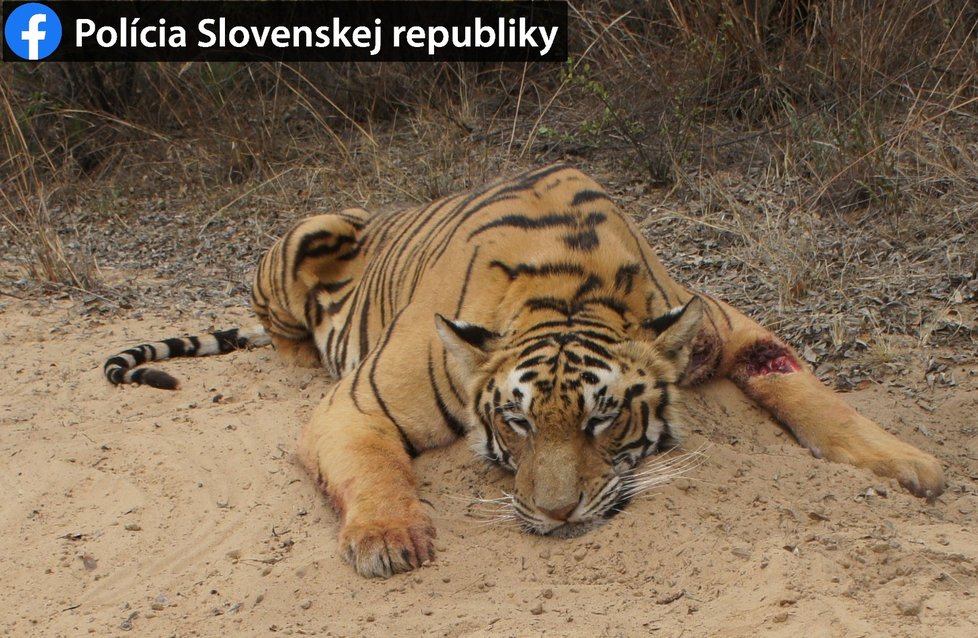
[504,415,532,436]
[584,414,618,437]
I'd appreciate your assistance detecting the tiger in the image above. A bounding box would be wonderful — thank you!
[104,164,945,578]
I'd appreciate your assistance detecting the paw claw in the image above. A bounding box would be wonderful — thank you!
[881,451,945,500]
[825,428,945,500]
[339,513,436,578]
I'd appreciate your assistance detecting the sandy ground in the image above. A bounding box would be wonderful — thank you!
[2,296,977,638]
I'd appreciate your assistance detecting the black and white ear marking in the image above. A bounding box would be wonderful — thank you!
[647,297,704,362]
[642,304,688,335]
[584,414,617,437]
[503,415,533,437]
[435,315,497,349]
[435,314,500,371]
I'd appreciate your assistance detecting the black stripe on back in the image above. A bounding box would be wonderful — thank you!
[571,189,611,206]
[490,260,585,280]
[525,297,572,315]
[468,212,578,239]
[614,263,641,294]
[453,246,480,318]
[573,274,604,298]
[622,224,671,305]
[292,230,349,278]
[562,228,599,251]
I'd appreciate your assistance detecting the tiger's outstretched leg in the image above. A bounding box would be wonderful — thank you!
[696,295,945,499]
[250,210,370,368]
[296,378,435,578]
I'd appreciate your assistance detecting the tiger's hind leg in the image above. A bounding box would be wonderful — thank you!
[250,209,370,368]
[297,376,435,578]
[697,296,945,499]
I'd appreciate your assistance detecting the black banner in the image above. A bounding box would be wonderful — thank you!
[1,1,568,62]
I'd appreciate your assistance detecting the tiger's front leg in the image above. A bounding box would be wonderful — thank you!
[296,378,435,577]
[734,360,945,498]
[705,299,945,499]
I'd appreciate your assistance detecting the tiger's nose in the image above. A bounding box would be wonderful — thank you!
[539,501,577,522]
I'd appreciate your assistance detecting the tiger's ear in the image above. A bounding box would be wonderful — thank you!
[642,296,704,367]
[435,315,501,373]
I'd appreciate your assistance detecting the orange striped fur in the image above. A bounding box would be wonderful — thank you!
[107,165,944,577]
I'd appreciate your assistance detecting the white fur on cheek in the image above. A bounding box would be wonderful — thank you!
[505,368,533,412]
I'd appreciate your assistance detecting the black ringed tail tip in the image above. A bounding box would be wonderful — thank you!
[103,326,270,390]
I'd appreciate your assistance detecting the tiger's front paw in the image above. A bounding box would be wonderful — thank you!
[338,511,436,578]
[819,419,946,501]
[870,447,945,501]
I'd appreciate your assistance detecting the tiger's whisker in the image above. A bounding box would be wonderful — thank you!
[622,473,716,499]
[442,492,514,505]
[631,449,710,478]
[636,444,711,467]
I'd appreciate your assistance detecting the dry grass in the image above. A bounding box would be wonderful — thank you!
[0,77,100,291]
[0,1,975,367]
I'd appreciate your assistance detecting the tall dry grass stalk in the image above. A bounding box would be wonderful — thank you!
[0,2,973,341]
[1,75,99,290]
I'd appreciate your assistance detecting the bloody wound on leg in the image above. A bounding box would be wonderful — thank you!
[737,339,801,378]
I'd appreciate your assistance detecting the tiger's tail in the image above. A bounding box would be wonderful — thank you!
[103,326,271,389]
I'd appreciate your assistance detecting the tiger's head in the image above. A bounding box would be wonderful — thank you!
[435,296,704,538]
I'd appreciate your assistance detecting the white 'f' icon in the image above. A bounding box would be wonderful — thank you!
[21,13,48,61]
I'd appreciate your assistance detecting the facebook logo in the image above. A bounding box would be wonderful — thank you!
[4,3,62,60]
